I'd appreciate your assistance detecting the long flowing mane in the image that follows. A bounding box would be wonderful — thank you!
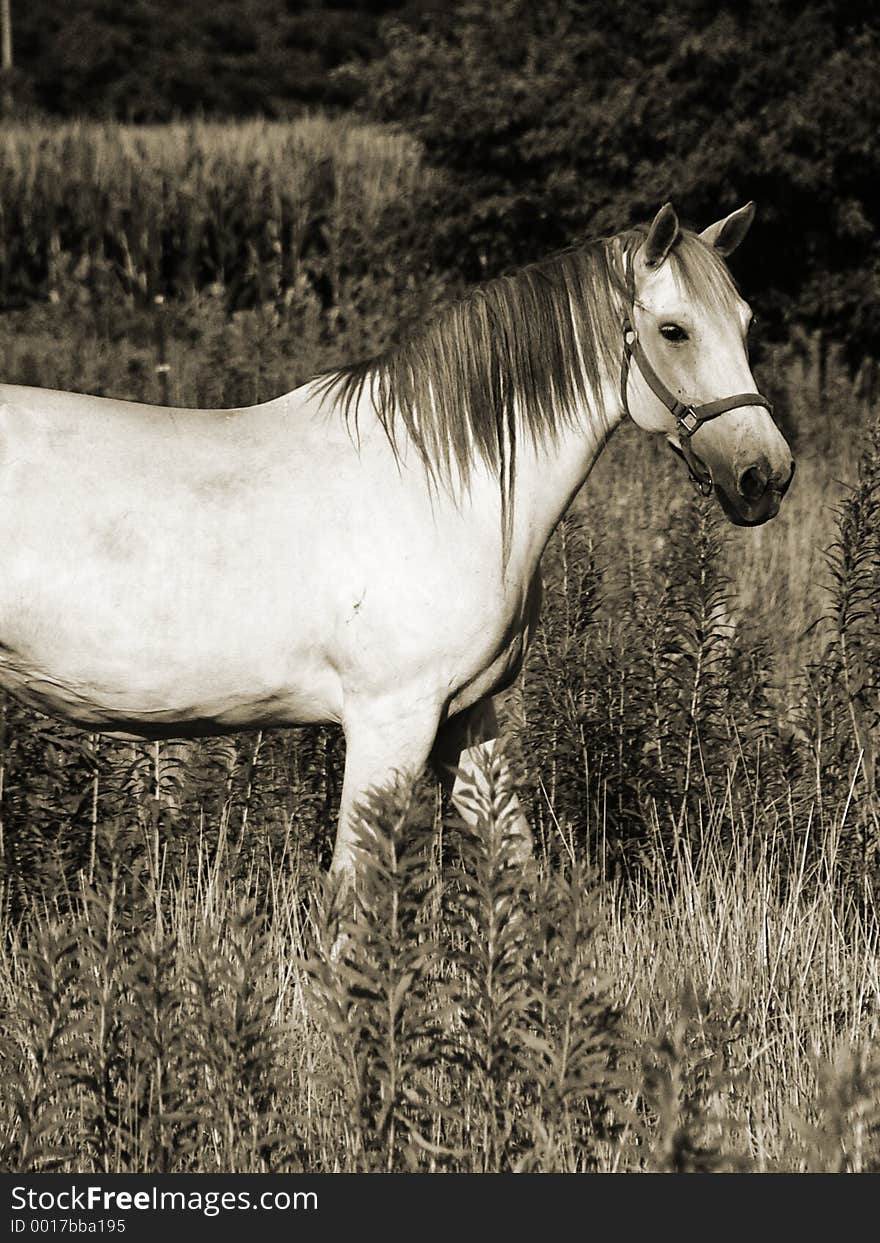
[314,227,739,541]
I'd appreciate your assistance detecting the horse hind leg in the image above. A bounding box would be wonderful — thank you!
[331,696,443,887]
[430,695,534,865]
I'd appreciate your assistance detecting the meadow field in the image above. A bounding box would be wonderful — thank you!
[1,118,880,1173]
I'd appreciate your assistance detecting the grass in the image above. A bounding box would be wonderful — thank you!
[3,760,880,1172]
[602,814,880,1170]
[1,114,880,1173]
[0,115,441,324]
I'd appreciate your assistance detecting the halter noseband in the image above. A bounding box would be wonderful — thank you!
[619,250,773,496]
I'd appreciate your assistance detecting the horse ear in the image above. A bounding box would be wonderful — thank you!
[699,202,756,256]
[643,203,680,268]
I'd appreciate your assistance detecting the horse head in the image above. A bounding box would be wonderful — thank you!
[622,202,794,525]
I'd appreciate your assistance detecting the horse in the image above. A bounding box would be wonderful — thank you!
[0,201,794,880]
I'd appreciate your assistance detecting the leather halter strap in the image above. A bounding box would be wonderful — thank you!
[619,249,773,495]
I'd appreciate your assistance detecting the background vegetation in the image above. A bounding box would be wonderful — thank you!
[0,4,878,1172]
[6,0,879,355]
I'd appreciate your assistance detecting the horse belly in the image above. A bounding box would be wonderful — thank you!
[0,455,344,737]
[0,568,344,738]
[0,573,344,738]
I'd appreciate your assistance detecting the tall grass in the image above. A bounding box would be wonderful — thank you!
[3,741,880,1172]
[0,117,438,314]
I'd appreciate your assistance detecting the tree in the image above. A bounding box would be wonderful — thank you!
[348,0,880,356]
[12,0,403,120]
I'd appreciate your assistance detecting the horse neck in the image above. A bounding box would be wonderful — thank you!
[521,243,634,566]
[484,246,631,577]
[508,380,624,575]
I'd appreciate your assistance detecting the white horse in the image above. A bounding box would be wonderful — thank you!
[0,202,793,879]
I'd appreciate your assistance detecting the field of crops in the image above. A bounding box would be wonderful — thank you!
[2,118,880,1174]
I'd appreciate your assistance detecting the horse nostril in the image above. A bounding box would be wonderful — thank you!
[738,464,769,502]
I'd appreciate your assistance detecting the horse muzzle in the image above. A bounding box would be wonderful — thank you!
[714,455,796,526]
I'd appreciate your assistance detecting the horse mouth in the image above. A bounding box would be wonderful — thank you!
[667,441,786,526]
[714,483,781,527]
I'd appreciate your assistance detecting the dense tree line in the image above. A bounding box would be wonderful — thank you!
[348,0,880,357]
[9,0,414,117]
[5,0,879,355]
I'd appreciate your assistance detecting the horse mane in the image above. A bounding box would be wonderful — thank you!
[313,225,739,546]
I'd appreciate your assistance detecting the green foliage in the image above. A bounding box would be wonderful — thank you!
[5,741,879,1173]
[444,755,540,1170]
[631,990,750,1172]
[12,0,403,119]
[187,903,297,1170]
[0,859,304,1173]
[303,753,623,1173]
[0,119,443,324]
[798,422,880,883]
[518,862,623,1170]
[4,6,878,354]
[793,1047,880,1173]
[1,921,83,1172]
[304,781,446,1172]
[0,700,339,921]
[350,0,880,356]
[520,499,790,869]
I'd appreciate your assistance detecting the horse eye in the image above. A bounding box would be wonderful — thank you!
[659,323,688,343]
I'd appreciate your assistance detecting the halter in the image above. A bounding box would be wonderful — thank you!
[619,249,773,496]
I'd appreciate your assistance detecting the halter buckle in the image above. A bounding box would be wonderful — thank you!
[678,407,700,436]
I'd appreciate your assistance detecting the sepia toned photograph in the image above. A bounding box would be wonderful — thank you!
[0,0,878,1194]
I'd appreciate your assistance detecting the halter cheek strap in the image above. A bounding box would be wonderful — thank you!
[619,251,774,496]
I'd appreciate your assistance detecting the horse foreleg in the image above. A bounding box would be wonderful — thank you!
[331,696,443,885]
[430,695,534,863]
